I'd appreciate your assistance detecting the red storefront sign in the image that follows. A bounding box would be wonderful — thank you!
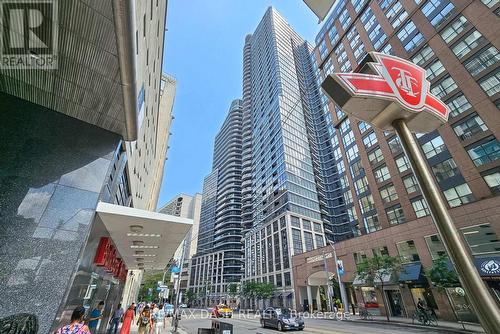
[322,52,449,133]
[93,237,127,281]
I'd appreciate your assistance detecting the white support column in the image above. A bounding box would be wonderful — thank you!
[307,285,313,313]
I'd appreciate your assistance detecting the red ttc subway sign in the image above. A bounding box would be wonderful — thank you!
[322,52,449,133]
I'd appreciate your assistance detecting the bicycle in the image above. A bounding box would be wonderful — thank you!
[412,309,437,326]
[358,307,373,320]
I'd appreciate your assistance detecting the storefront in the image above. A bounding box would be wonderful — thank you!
[352,271,399,316]
[474,256,500,302]
[399,263,436,318]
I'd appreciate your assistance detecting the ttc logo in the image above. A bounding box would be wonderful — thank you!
[0,0,58,69]
[322,52,450,133]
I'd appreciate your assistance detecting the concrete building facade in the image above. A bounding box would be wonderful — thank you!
[0,1,189,333]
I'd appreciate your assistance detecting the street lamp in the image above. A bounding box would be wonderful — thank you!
[321,52,500,334]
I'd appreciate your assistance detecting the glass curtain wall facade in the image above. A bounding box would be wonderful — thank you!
[190,100,244,304]
[241,7,347,307]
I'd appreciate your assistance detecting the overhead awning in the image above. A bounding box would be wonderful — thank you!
[96,202,192,271]
[399,263,427,284]
[474,257,500,277]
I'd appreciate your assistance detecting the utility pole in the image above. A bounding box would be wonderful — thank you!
[329,241,349,314]
[321,250,334,312]
[171,240,187,332]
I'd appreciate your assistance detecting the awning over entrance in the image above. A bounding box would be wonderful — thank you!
[399,263,427,284]
[474,257,500,277]
[96,202,192,271]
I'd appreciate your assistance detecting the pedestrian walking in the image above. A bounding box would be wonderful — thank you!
[119,305,135,334]
[153,305,166,334]
[88,301,104,334]
[107,304,124,334]
[55,307,91,334]
[136,305,152,334]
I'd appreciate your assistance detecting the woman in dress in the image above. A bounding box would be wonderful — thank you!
[55,307,90,334]
[119,304,135,334]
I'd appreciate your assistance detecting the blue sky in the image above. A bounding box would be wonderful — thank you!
[158,0,322,207]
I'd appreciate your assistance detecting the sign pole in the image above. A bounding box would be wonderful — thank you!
[321,250,335,312]
[329,241,349,315]
[392,119,500,334]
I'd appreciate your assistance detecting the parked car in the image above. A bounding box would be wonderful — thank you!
[211,304,233,318]
[165,304,174,317]
[260,307,304,331]
[179,304,188,308]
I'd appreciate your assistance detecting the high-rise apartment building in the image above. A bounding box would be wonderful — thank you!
[291,0,500,321]
[159,193,202,294]
[189,100,245,306]
[0,1,192,332]
[240,7,350,309]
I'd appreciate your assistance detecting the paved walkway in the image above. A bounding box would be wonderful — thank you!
[348,314,484,333]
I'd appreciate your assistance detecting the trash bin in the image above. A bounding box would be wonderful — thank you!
[211,319,233,334]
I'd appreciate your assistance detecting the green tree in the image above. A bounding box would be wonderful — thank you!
[255,283,276,308]
[184,289,197,305]
[227,282,239,298]
[138,271,169,302]
[356,255,401,322]
[425,255,460,290]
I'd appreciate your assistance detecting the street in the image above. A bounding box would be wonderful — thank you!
[176,309,448,334]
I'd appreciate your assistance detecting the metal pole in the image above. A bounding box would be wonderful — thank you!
[322,250,334,312]
[329,241,349,314]
[171,240,187,332]
[392,119,500,334]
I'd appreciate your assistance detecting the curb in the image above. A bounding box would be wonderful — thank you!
[349,318,484,334]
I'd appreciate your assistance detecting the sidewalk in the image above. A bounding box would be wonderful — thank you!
[127,321,189,334]
[349,314,485,333]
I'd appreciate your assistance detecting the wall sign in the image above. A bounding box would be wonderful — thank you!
[93,237,127,281]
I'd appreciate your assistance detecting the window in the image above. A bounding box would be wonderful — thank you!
[443,183,474,207]
[292,229,303,254]
[380,184,398,203]
[426,60,445,80]
[386,205,406,225]
[481,0,500,8]
[483,170,500,194]
[396,155,411,172]
[291,216,300,228]
[467,137,500,166]
[364,214,381,233]
[478,70,500,97]
[368,147,384,165]
[461,224,500,255]
[425,234,448,260]
[397,240,420,263]
[432,158,460,182]
[384,1,408,29]
[372,246,389,257]
[453,113,488,140]
[412,45,435,66]
[352,0,367,12]
[464,46,500,76]
[403,174,419,193]
[398,21,424,51]
[421,0,454,27]
[431,75,458,99]
[319,40,328,59]
[284,272,292,286]
[302,220,312,231]
[354,176,370,195]
[422,136,446,158]
[452,30,484,59]
[353,251,367,268]
[412,197,430,217]
[328,26,339,45]
[388,136,402,153]
[374,165,391,182]
[440,16,468,43]
[313,222,322,233]
[347,145,360,162]
[358,121,371,133]
[359,194,375,214]
[350,160,364,178]
[304,232,314,251]
[315,234,325,248]
[339,8,351,30]
[324,58,334,76]
[363,132,378,148]
[446,94,472,118]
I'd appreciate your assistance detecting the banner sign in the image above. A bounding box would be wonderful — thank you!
[93,237,127,281]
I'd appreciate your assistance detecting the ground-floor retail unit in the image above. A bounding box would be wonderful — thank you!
[292,196,500,323]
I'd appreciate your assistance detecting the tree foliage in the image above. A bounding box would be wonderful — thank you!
[425,255,460,291]
[184,289,196,304]
[227,282,239,298]
[241,282,276,300]
[138,271,170,302]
